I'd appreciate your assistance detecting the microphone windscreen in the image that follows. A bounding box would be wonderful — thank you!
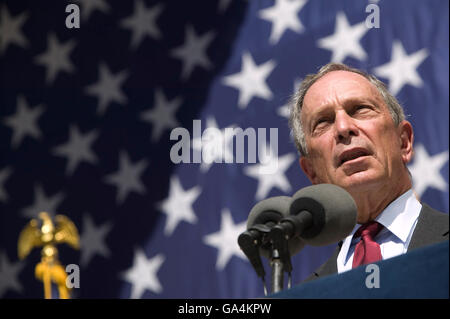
[290,184,357,246]
[247,196,290,227]
[247,196,305,259]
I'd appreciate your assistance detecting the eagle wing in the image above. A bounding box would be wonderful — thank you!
[17,219,42,259]
[54,215,80,250]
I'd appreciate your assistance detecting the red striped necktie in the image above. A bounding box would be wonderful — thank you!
[352,221,383,268]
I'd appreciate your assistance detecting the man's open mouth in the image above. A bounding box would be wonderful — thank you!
[339,148,370,166]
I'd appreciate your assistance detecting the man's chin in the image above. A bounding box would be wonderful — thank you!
[334,170,381,193]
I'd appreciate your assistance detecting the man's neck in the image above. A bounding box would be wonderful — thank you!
[351,182,412,224]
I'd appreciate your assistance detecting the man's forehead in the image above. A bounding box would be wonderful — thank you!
[303,70,381,109]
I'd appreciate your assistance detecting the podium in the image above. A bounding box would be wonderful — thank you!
[270,241,449,298]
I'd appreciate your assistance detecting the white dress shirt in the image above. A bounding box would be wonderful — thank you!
[337,189,422,273]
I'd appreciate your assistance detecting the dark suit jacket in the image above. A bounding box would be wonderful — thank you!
[304,203,449,281]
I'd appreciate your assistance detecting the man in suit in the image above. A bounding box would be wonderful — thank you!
[288,62,449,280]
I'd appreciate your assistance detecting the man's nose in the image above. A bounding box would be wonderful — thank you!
[334,111,358,142]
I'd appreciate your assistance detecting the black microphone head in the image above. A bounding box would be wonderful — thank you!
[247,196,305,259]
[290,184,357,246]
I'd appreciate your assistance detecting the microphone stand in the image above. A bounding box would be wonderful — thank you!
[268,221,297,294]
[238,226,294,295]
[270,249,284,294]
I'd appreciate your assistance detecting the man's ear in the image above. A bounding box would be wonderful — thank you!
[398,120,414,164]
[299,156,318,184]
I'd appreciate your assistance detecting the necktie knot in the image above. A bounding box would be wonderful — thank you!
[354,221,383,240]
[352,221,384,268]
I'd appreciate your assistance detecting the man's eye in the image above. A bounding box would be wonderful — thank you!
[355,105,371,112]
[313,118,330,130]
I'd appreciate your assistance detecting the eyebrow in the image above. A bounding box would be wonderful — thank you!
[341,97,381,108]
[305,97,382,131]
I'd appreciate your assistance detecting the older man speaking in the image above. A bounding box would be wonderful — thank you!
[289,63,449,278]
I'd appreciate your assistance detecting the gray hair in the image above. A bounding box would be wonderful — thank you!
[289,63,406,156]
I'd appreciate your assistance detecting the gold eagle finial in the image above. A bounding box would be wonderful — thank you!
[17,212,80,299]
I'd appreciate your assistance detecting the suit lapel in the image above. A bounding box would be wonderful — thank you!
[408,203,449,251]
[312,247,339,278]
[305,241,342,281]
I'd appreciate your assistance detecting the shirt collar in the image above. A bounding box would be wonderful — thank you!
[373,189,422,243]
[338,189,422,263]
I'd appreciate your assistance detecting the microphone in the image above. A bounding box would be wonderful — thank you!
[269,184,357,259]
[238,196,304,279]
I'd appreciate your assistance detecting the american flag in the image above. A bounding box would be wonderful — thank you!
[0,0,448,299]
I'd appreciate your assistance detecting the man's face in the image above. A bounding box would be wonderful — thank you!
[299,71,413,195]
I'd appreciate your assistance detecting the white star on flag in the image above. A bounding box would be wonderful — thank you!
[104,151,148,205]
[140,88,182,142]
[0,252,24,297]
[121,249,165,298]
[373,40,428,95]
[317,11,369,63]
[158,176,201,236]
[3,95,45,149]
[74,0,110,21]
[34,32,76,85]
[52,125,99,175]
[80,214,112,267]
[85,63,129,115]
[408,144,448,197]
[203,208,247,271]
[171,24,216,80]
[222,51,276,109]
[21,184,65,219]
[120,0,163,49]
[244,150,295,200]
[0,6,28,54]
[259,0,307,45]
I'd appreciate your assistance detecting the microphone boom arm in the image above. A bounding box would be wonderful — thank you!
[269,210,313,273]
